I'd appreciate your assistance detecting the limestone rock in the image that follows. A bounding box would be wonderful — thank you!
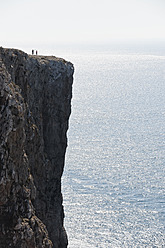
[0,47,74,247]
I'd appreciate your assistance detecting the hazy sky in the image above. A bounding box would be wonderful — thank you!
[1,0,165,48]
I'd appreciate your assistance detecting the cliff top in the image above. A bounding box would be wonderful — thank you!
[0,46,74,78]
[1,46,73,64]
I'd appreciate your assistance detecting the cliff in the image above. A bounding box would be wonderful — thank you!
[0,47,74,248]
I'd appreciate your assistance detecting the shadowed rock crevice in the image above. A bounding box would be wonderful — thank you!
[0,47,74,248]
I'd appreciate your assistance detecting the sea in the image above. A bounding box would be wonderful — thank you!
[41,44,165,247]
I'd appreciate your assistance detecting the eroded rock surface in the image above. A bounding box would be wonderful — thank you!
[0,47,74,248]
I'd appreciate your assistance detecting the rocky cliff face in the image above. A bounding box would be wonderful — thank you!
[0,47,74,248]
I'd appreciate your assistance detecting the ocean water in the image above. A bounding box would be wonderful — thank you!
[56,46,165,247]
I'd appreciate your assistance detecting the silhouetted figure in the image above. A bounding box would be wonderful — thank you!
[36,50,38,55]
[32,49,34,55]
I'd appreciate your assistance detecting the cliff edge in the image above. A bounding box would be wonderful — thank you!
[0,47,74,248]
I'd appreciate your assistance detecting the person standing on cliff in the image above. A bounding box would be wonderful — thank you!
[36,50,38,55]
[32,49,34,55]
